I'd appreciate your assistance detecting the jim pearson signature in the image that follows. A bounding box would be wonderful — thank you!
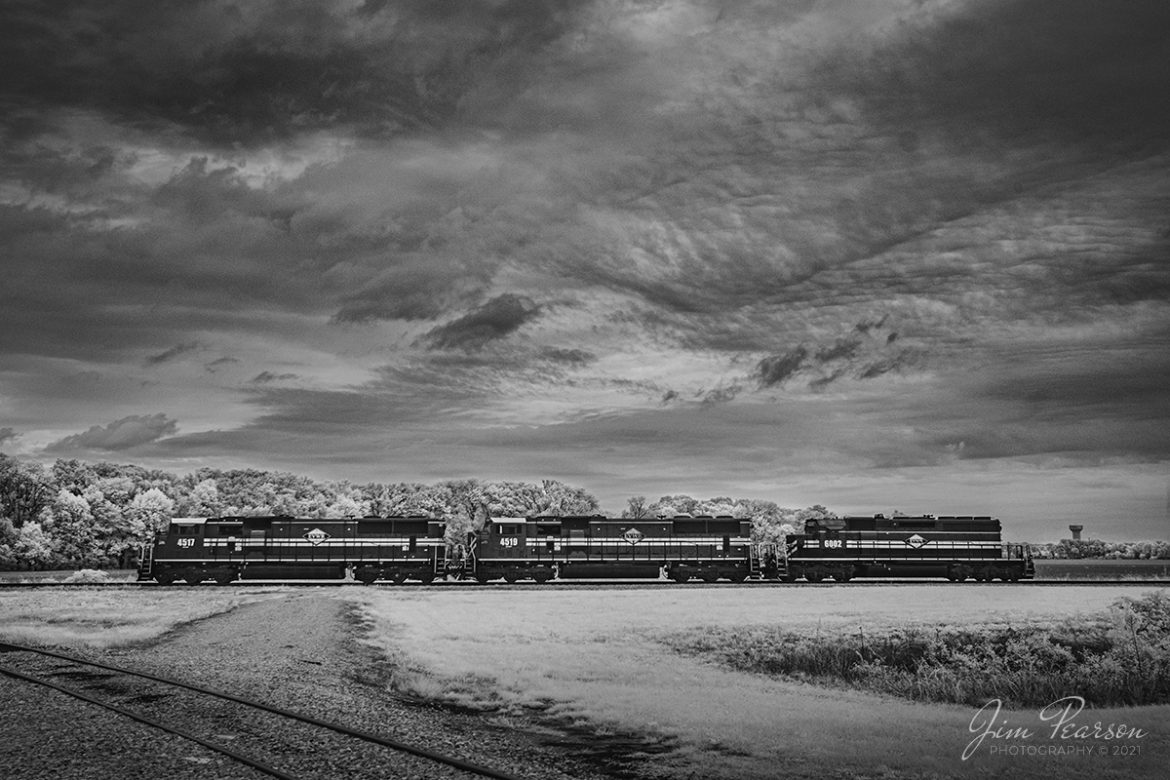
[963,696,1149,761]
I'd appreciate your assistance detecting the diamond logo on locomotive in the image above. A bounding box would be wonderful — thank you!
[622,527,644,544]
[304,527,330,546]
[905,533,928,548]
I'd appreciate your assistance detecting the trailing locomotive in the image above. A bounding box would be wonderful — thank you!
[137,511,1033,584]
[783,515,1034,582]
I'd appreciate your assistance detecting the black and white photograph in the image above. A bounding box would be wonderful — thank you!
[1,1,1168,778]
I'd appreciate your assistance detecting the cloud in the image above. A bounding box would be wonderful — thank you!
[0,427,18,447]
[45,413,179,452]
[144,342,199,366]
[816,0,1170,154]
[0,0,582,145]
[423,294,541,350]
[755,348,809,388]
[249,372,298,384]
[333,259,485,323]
[205,357,240,372]
[539,347,596,367]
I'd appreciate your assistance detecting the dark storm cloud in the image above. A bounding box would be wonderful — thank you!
[0,0,582,145]
[423,294,541,351]
[0,428,18,447]
[45,413,179,453]
[817,0,1170,153]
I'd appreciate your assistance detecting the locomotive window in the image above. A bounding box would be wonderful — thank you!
[176,526,197,536]
[499,525,522,535]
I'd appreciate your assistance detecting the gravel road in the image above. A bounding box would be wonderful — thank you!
[1,590,635,780]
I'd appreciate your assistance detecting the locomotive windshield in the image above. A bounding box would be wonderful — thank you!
[804,517,846,533]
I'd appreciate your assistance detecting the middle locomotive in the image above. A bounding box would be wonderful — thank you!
[470,514,763,583]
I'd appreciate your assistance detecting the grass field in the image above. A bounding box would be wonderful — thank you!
[350,584,1170,780]
[3,577,1168,778]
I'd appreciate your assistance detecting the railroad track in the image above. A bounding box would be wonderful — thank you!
[0,642,524,780]
[2,578,1169,588]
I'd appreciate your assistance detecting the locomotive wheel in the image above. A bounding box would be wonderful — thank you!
[701,570,719,583]
[804,571,824,583]
[532,569,553,584]
[155,572,176,586]
[503,570,519,584]
[670,569,690,584]
[214,572,235,586]
[728,572,748,583]
[184,574,203,586]
[356,573,379,585]
[474,572,491,584]
[417,572,435,585]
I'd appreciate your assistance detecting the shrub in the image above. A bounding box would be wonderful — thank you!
[667,592,1170,707]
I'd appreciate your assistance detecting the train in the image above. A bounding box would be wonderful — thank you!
[137,512,1034,584]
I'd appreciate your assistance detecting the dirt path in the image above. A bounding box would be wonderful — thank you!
[96,590,627,780]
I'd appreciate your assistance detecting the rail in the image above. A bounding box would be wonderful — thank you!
[0,642,524,780]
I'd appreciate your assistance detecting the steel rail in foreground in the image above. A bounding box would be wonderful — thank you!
[0,661,302,780]
[0,643,525,780]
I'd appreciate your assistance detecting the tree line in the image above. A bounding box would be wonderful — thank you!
[1033,538,1170,560]
[0,453,825,571]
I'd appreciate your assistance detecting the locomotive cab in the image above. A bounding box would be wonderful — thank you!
[471,517,557,583]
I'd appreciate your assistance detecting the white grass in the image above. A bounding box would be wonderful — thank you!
[348,585,1170,779]
[0,588,288,648]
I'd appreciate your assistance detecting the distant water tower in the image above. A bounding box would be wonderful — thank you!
[1069,524,1083,541]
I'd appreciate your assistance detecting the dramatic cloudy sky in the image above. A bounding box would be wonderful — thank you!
[2,0,1168,539]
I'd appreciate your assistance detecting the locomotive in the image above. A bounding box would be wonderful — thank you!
[472,515,759,583]
[137,512,1033,584]
[784,514,1034,582]
[138,515,451,585]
